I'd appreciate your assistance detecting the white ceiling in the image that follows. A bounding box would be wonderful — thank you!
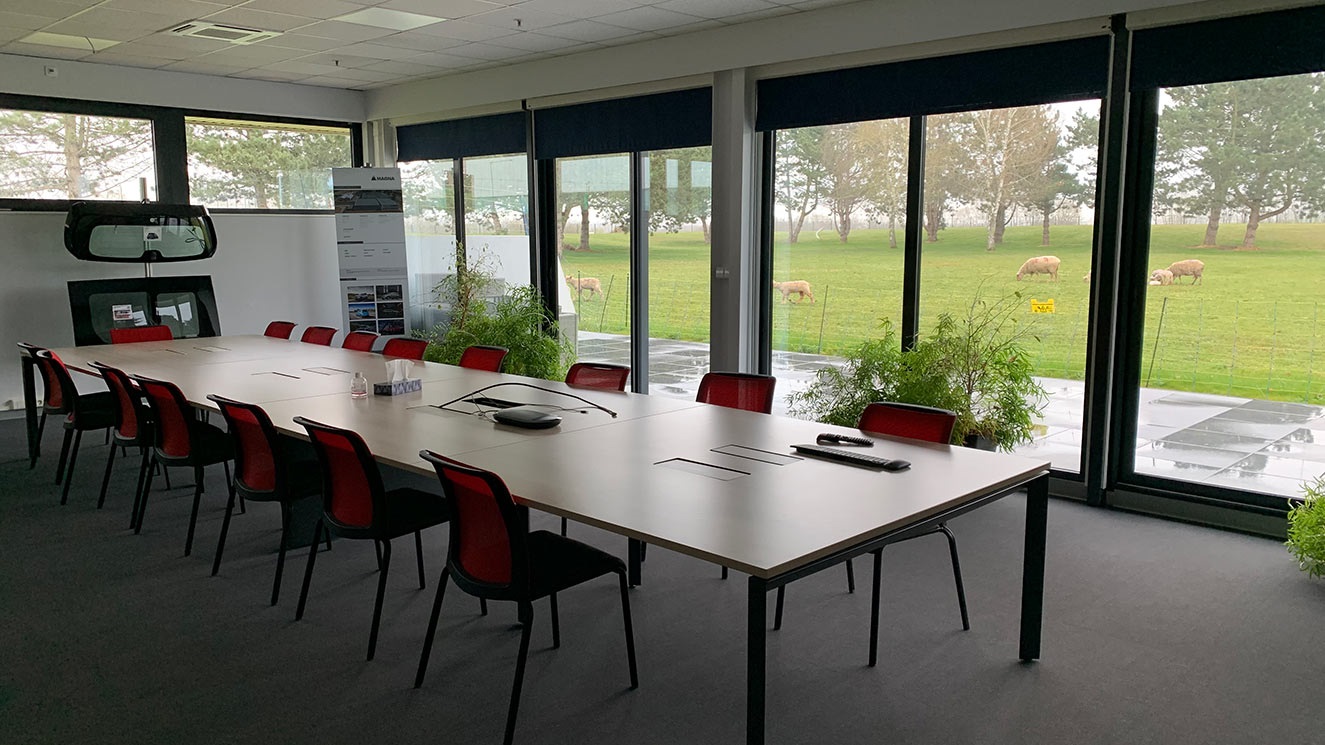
[0,0,859,90]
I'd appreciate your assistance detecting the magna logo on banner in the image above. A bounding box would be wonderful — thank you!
[370,176,396,182]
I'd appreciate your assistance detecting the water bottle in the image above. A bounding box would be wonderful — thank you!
[350,372,368,399]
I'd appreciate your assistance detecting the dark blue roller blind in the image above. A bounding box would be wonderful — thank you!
[396,111,527,161]
[756,36,1111,131]
[1131,6,1325,90]
[533,87,712,159]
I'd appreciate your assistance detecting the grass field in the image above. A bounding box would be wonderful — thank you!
[559,221,1325,404]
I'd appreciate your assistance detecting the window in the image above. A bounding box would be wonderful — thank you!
[0,108,156,200]
[185,117,352,210]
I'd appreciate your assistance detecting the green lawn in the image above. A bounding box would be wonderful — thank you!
[560,222,1325,404]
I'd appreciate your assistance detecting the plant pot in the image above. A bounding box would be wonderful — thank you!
[963,433,998,451]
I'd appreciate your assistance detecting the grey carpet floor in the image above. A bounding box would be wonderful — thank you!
[2,418,1323,745]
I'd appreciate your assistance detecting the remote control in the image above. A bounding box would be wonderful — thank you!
[817,433,874,447]
[792,443,910,471]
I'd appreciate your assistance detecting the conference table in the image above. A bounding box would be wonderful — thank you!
[19,335,1052,745]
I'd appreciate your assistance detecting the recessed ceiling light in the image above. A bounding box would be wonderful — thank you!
[20,32,121,52]
[333,8,446,31]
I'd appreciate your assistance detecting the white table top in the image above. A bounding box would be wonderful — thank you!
[48,335,1050,580]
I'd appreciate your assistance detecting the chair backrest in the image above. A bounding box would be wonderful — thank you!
[300,326,337,345]
[90,361,149,442]
[459,345,508,372]
[110,325,173,344]
[381,338,428,360]
[294,416,385,531]
[857,401,957,445]
[263,321,297,339]
[341,331,378,352]
[18,343,53,408]
[565,362,630,391]
[33,349,75,414]
[695,372,777,414]
[130,375,196,458]
[420,450,528,596]
[209,395,284,495]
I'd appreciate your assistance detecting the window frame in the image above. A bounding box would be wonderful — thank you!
[0,92,361,213]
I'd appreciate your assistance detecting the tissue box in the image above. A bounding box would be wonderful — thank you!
[373,378,422,396]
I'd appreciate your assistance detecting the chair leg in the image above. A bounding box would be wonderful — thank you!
[560,516,567,536]
[374,541,383,571]
[549,593,560,649]
[98,437,118,509]
[938,524,970,631]
[414,566,451,688]
[184,465,204,557]
[271,504,292,606]
[414,529,426,589]
[162,465,172,491]
[773,586,785,631]
[721,566,728,580]
[135,454,157,533]
[295,520,323,621]
[367,539,393,661]
[31,412,47,469]
[618,572,639,689]
[54,428,73,486]
[846,558,855,594]
[129,447,150,526]
[222,461,242,515]
[504,603,535,745]
[869,548,883,667]
[480,598,489,616]
[60,429,85,505]
[211,482,239,576]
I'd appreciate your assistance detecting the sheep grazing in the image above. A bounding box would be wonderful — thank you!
[1016,255,1060,281]
[1166,259,1204,285]
[772,280,814,303]
[1082,270,1091,283]
[1148,269,1174,286]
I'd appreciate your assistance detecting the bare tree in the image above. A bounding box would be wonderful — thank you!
[855,118,909,248]
[962,105,1060,251]
[774,127,825,244]
[820,124,871,243]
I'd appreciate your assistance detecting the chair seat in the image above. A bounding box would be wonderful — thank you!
[379,487,449,539]
[239,458,322,503]
[157,421,234,467]
[526,530,624,600]
[63,390,116,430]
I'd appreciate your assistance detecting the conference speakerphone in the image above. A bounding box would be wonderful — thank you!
[792,443,911,471]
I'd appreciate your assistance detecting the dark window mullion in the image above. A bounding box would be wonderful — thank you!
[154,112,188,204]
[629,151,649,393]
[901,115,926,350]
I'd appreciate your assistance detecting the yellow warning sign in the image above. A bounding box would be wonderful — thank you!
[1030,298,1055,314]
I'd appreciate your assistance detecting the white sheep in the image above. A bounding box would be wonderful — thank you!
[1148,269,1174,286]
[1016,255,1060,281]
[1166,259,1204,285]
[1082,270,1091,283]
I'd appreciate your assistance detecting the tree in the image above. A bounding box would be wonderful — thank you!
[1156,84,1240,246]
[1018,141,1082,246]
[648,147,712,243]
[0,110,152,199]
[774,127,825,244]
[819,124,870,243]
[855,118,909,248]
[962,105,1060,251]
[401,160,454,232]
[187,124,350,208]
[922,117,969,242]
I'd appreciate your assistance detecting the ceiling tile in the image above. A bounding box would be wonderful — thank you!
[71,51,172,68]
[402,49,481,69]
[377,0,500,20]
[292,19,395,41]
[0,10,75,30]
[263,33,345,51]
[298,74,368,87]
[193,43,307,65]
[333,41,427,60]
[0,41,92,59]
[263,59,344,76]
[98,41,198,60]
[463,6,574,32]
[594,6,704,32]
[444,41,530,60]
[0,0,101,19]
[539,19,636,43]
[519,0,645,15]
[655,0,780,19]
[201,7,318,32]
[360,59,444,75]
[241,0,368,21]
[39,23,151,42]
[654,18,724,36]
[158,58,251,74]
[410,19,519,42]
[0,25,28,42]
[722,6,797,24]
[484,31,583,53]
[313,66,396,82]
[298,52,378,67]
[50,7,188,31]
[237,68,311,82]
[101,0,228,18]
[596,31,662,47]
[133,31,232,53]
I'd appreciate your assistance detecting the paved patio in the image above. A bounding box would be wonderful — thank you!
[578,332,1325,500]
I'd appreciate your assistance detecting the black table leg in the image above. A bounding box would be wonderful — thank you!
[1019,473,1049,661]
[747,576,768,745]
[22,355,38,467]
[627,538,643,587]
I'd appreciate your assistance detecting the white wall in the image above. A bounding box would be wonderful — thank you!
[0,212,341,412]
[0,53,364,122]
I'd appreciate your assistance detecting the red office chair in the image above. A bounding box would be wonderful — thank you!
[110,325,173,344]
[558,362,631,536]
[263,321,297,339]
[774,402,966,668]
[414,450,638,745]
[209,395,327,605]
[300,326,337,345]
[17,342,57,470]
[459,345,508,372]
[697,371,776,579]
[342,330,378,352]
[89,362,156,521]
[130,375,235,557]
[382,338,428,360]
[292,416,450,661]
[33,350,115,505]
[565,362,630,391]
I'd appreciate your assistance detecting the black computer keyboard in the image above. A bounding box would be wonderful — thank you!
[792,443,911,471]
